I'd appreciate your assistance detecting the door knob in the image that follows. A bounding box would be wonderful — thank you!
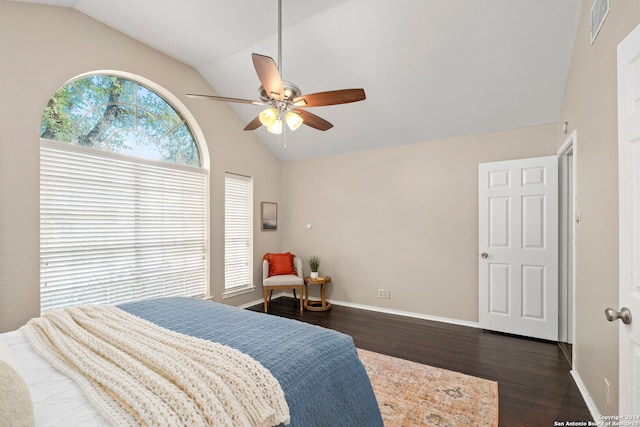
[480,252,488,259]
[605,307,632,325]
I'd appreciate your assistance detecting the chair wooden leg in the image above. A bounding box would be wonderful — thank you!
[264,286,304,312]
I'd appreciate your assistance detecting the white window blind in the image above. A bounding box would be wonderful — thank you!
[224,173,253,291]
[40,140,207,313]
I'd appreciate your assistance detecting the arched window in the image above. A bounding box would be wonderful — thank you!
[41,75,200,166]
[40,74,208,312]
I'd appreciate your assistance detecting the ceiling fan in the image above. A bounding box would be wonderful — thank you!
[186,0,366,135]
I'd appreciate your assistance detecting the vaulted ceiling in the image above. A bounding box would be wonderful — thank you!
[13,0,582,161]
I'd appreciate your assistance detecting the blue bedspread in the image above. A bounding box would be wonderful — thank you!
[119,297,383,427]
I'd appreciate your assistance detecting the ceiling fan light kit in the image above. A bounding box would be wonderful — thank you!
[267,118,283,135]
[285,111,303,131]
[187,0,366,140]
[257,82,304,134]
[259,108,278,127]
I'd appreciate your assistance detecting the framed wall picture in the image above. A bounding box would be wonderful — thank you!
[261,202,278,231]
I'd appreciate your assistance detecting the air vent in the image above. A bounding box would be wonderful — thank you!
[590,0,609,44]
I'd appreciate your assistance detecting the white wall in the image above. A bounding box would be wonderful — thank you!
[0,0,283,331]
[282,124,558,321]
[558,0,640,415]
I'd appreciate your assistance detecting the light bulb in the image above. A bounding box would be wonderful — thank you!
[285,111,303,131]
[259,108,278,127]
[267,119,283,134]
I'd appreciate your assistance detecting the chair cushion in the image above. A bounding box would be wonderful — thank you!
[263,274,303,286]
[264,252,297,276]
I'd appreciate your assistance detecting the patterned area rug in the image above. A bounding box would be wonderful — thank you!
[358,349,499,427]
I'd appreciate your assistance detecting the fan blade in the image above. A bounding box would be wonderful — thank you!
[243,116,262,131]
[186,94,262,105]
[252,53,284,100]
[294,109,333,131]
[293,88,366,107]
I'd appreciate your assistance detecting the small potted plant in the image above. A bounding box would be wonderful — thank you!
[308,255,320,279]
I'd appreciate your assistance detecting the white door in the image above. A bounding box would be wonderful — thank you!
[616,23,640,415]
[479,156,558,341]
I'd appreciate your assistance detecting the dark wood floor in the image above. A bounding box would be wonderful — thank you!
[247,297,592,427]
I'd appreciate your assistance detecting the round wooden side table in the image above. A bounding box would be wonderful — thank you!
[303,276,332,311]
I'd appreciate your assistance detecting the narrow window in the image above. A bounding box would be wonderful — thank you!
[224,173,253,296]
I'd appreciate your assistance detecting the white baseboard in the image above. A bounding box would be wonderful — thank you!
[236,290,294,309]
[237,293,479,329]
[570,369,601,422]
[237,297,269,309]
[327,298,480,329]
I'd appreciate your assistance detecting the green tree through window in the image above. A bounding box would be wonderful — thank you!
[41,75,200,167]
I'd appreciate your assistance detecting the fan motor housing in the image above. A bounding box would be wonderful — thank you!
[258,81,301,103]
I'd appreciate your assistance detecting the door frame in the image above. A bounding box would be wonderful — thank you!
[558,130,577,364]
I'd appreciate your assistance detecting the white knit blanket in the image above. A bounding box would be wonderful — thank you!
[21,304,290,427]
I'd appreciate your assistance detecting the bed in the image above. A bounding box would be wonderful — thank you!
[0,297,383,426]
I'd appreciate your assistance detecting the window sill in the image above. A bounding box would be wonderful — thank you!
[223,285,256,299]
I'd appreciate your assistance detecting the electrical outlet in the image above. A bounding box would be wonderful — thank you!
[377,289,391,299]
[604,378,611,405]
